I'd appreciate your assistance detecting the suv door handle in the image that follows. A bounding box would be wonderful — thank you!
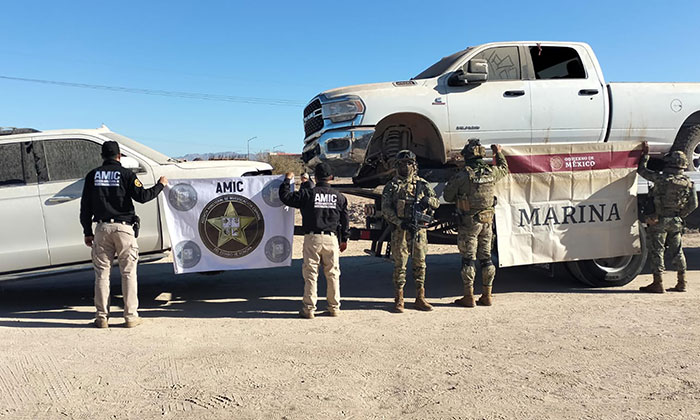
[579,89,599,96]
[504,90,525,97]
[47,196,78,203]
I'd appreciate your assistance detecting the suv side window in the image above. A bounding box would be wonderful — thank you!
[529,46,586,79]
[41,139,103,182]
[0,143,25,187]
[472,46,521,81]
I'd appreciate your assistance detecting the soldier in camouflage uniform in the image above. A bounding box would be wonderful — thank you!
[381,150,440,312]
[443,140,509,307]
[638,142,698,293]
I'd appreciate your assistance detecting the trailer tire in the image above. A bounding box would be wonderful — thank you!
[565,225,647,287]
[671,124,700,172]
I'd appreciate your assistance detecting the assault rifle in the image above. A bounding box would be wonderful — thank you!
[406,181,434,239]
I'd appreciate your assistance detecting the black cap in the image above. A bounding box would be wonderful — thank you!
[101,141,120,158]
[314,163,333,179]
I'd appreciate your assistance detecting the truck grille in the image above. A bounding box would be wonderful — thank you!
[303,99,323,138]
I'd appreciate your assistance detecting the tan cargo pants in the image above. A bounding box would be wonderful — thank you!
[301,233,341,313]
[92,222,139,321]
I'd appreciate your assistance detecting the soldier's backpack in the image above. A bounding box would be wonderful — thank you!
[464,164,497,211]
[654,174,695,217]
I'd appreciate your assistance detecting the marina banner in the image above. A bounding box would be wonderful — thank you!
[494,142,643,267]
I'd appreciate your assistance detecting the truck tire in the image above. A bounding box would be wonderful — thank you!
[672,125,700,171]
[565,225,647,287]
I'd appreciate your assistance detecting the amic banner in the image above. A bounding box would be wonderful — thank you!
[163,176,294,274]
[494,142,643,267]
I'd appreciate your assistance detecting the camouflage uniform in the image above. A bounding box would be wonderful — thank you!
[443,140,509,307]
[638,150,698,293]
[381,150,440,312]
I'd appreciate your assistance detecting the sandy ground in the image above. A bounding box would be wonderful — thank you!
[1,195,700,419]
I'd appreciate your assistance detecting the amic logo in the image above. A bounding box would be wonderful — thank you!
[174,240,202,269]
[264,235,292,263]
[550,156,564,171]
[169,183,198,212]
[262,179,284,208]
[198,194,265,258]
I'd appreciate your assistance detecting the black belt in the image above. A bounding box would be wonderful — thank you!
[307,230,335,235]
[96,219,133,225]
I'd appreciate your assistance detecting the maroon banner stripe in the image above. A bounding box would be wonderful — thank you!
[505,150,642,174]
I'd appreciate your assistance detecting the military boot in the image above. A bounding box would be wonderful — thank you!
[477,286,492,306]
[639,273,664,293]
[667,271,687,292]
[454,284,475,308]
[394,288,405,313]
[415,286,433,311]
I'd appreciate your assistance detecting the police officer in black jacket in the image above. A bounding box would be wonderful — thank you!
[80,141,167,328]
[279,163,349,319]
[299,172,315,190]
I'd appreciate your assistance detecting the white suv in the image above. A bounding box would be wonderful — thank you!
[0,126,272,279]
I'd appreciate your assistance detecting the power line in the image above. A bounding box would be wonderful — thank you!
[0,75,307,107]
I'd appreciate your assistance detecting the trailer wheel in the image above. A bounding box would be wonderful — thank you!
[672,124,700,172]
[565,225,647,287]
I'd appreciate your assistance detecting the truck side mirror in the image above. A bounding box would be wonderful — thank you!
[120,155,144,173]
[459,59,489,83]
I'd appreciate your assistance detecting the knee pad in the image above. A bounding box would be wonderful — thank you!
[480,258,493,267]
[462,258,475,269]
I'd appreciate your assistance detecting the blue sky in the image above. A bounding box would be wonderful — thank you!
[2,0,699,158]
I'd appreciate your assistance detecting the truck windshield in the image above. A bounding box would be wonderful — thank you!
[413,47,473,80]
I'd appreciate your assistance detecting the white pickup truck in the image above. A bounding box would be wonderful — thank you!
[0,126,272,280]
[302,41,700,184]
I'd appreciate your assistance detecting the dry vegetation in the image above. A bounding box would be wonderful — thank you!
[264,154,305,175]
[204,154,306,176]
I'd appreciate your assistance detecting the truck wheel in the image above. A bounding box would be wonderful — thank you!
[672,125,700,171]
[565,225,647,287]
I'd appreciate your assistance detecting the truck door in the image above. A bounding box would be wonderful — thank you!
[35,138,161,266]
[445,45,531,150]
[527,45,606,143]
[0,141,50,272]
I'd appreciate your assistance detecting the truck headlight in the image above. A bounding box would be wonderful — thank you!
[322,98,365,123]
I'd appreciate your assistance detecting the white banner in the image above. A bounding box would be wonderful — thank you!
[163,176,294,274]
[494,142,643,267]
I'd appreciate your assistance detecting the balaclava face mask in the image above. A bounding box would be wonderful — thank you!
[397,161,416,178]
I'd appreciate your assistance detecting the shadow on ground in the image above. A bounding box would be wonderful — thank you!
[1,248,698,326]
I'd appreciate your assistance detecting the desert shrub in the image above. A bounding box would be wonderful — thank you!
[267,154,305,175]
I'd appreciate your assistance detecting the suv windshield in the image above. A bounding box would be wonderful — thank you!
[103,132,173,164]
[413,47,473,80]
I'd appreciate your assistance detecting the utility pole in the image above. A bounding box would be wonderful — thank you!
[247,136,258,160]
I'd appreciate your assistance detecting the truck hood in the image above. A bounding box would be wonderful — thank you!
[174,160,270,171]
[160,159,273,179]
[322,80,423,99]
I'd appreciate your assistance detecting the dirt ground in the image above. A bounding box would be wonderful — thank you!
[1,192,700,419]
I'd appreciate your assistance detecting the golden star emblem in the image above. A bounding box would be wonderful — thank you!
[207,202,256,247]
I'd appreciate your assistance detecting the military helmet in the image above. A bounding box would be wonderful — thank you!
[461,138,486,160]
[664,150,687,169]
[394,150,416,165]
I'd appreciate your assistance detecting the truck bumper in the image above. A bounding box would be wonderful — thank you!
[302,128,374,177]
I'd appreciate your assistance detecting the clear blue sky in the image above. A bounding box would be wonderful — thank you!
[2,0,699,158]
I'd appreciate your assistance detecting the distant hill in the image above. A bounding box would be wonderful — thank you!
[178,151,248,161]
[177,151,296,162]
